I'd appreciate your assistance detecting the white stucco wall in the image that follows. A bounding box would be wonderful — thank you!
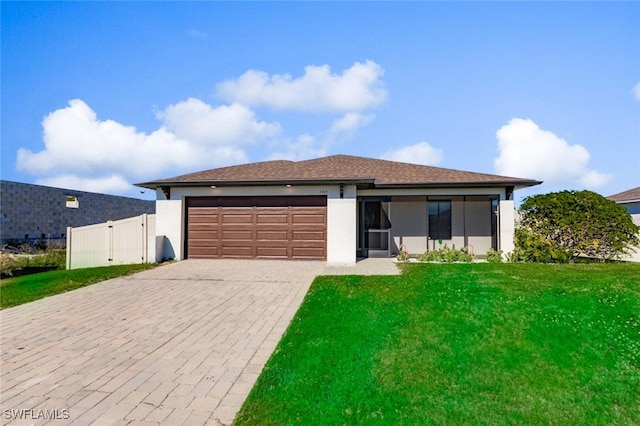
[499,200,515,255]
[155,199,183,261]
[327,185,357,265]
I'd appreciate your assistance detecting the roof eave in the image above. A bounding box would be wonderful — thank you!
[136,177,375,189]
[373,180,543,190]
[137,178,542,191]
[612,198,640,204]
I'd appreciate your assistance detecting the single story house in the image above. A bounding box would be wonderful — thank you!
[608,186,640,216]
[608,186,640,262]
[137,155,541,265]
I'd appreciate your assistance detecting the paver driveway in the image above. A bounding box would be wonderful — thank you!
[0,259,326,425]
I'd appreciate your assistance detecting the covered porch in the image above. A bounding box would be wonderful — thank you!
[357,195,513,258]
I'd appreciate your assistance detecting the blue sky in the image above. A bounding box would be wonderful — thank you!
[2,2,639,202]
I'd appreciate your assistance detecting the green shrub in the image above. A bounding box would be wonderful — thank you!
[419,245,473,263]
[514,228,571,263]
[517,190,640,263]
[504,250,522,263]
[0,249,66,276]
[0,253,19,275]
[485,248,504,263]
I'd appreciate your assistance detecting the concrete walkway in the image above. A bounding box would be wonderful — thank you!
[0,258,399,425]
[322,257,401,276]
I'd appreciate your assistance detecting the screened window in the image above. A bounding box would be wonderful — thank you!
[428,201,452,240]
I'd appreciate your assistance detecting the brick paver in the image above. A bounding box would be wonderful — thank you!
[1,259,326,425]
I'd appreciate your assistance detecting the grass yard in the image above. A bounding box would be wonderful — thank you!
[235,263,640,425]
[0,263,156,309]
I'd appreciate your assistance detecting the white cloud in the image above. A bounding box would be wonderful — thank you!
[16,60,387,197]
[494,118,611,188]
[36,174,133,195]
[158,98,280,145]
[633,82,640,101]
[266,134,326,162]
[216,60,387,112]
[579,170,612,188]
[382,141,444,166]
[330,112,375,135]
[16,98,280,194]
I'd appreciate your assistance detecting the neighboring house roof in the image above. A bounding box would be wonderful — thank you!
[138,155,542,190]
[608,186,640,204]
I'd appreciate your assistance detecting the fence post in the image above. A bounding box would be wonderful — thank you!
[66,226,72,270]
[107,221,114,264]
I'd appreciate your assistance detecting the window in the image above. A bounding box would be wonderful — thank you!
[66,195,79,208]
[429,200,451,240]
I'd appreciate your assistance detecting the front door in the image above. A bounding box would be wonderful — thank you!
[358,198,391,257]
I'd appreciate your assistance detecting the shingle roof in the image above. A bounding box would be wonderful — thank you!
[608,186,640,203]
[137,155,541,189]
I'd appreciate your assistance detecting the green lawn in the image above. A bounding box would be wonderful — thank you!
[0,263,156,309]
[235,263,640,425]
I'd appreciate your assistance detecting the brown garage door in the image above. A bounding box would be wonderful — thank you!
[186,196,327,260]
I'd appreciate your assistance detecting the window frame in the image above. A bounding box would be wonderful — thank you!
[428,200,452,240]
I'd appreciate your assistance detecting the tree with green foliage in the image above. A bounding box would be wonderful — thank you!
[515,190,639,263]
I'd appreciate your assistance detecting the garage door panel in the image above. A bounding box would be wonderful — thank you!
[189,233,219,243]
[292,213,325,224]
[189,221,219,229]
[188,229,219,237]
[222,246,254,257]
[189,240,220,253]
[187,196,326,260]
[189,216,219,224]
[222,229,253,240]
[256,246,289,258]
[292,230,325,241]
[257,214,288,224]
[292,247,325,258]
[255,240,290,248]
[189,224,219,232]
[257,230,289,241]
[222,214,254,224]
[189,247,219,257]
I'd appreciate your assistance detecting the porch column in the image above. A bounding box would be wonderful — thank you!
[327,185,357,265]
[499,200,515,255]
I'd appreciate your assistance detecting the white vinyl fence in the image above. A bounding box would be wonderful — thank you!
[66,214,157,269]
